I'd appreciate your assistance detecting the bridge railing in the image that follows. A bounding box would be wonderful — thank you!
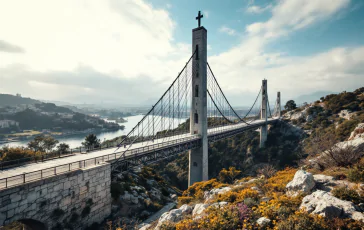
[0,130,191,170]
[0,135,200,190]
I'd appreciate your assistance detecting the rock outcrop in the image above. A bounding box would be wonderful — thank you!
[204,186,232,201]
[300,190,364,222]
[349,123,364,140]
[286,170,315,196]
[192,203,209,217]
[256,217,271,227]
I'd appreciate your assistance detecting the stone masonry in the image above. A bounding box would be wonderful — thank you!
[0,162,112,229]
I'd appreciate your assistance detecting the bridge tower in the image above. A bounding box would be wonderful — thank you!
[277,92,281,117]
[260,79,268,148]
[189,11,208,186]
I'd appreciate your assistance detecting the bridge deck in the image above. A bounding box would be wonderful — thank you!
[0,118,277,189]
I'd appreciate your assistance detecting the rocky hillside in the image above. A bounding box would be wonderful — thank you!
[142,87,364,230]
[145,165,363,229]
[89,87,364,229]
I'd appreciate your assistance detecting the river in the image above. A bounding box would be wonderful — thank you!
[0,115,187,149]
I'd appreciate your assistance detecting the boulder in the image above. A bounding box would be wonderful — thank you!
[349,123,364,140]
[192,203,209,217]
[204,186,232,201]
[313,174,336,191]
[150,188,162,201]
[210,202,228,208]
[120,191,139,205]
[179,204,193,214]
[286,170,315,196]
[155,209,183,229]
[339,110,353,121]
[256,217,271,227]
[313,174,335,184]
[300,190,364,221]
[159,209,182,223]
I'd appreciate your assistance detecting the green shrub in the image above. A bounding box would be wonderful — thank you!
[145,199,163,212]
[276,212,327,230]
[335,120,359,141]
[161,187,170,197]
[331,187,363,205]
[110,182,125,200]
[347,165,364,183]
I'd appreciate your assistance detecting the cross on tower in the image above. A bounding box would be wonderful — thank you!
[196,11,203,28]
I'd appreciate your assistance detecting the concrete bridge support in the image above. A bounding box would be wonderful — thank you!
[260,80,268,148]
[0,163,111,229]
[188,26,208,186]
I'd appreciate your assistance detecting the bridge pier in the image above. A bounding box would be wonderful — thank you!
[260,79,268,148]
[277,92,281,117]
[188,25,208,186]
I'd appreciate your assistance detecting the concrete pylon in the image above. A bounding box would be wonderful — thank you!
[188,26,208,187]
[277,92,281,117]
[260,79,268,148]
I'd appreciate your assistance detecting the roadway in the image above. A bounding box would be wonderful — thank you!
[0,118,277,189]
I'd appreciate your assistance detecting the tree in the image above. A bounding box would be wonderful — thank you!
[284,100,297,111]
[82,134,101,149]
[28,135,59,153]
[56,143,70,156]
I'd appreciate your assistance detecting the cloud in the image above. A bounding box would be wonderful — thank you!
[246,0,350,38]
[203,10,209,18]
[0,0,192,105]
[219,26,236,36]
[0,40,24,53]
[0,0,189,79]
[0,64,167,105]
[246,4,272,14]
[209,0,362,105]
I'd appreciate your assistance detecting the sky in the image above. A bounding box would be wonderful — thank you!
[0,0,364,107]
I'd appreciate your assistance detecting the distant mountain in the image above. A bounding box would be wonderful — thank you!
[0,94,41,107]
[293,91,336,105]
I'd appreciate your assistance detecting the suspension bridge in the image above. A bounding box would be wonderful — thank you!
[0,11,283,229]
[0,11,282,190]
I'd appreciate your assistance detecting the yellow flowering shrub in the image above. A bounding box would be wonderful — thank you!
[177,196,193,205]
[276,211,329,230]
[181,179,227,202]
[237,188,260,201]
[211,188,260,204]
[262,168,296,193]
[176,204,255,230]
[211,191,240,203]
[175,218,199,230]
[256,193,302,220]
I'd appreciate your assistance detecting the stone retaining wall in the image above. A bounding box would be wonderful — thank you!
[0,162,112,229]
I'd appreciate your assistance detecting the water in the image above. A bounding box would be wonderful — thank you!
[0,115,188,149]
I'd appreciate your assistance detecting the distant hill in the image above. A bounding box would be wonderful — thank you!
[293,91,336,104]
[0,94,41,107]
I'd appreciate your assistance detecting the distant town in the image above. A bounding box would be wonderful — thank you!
[0,93,148,144]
